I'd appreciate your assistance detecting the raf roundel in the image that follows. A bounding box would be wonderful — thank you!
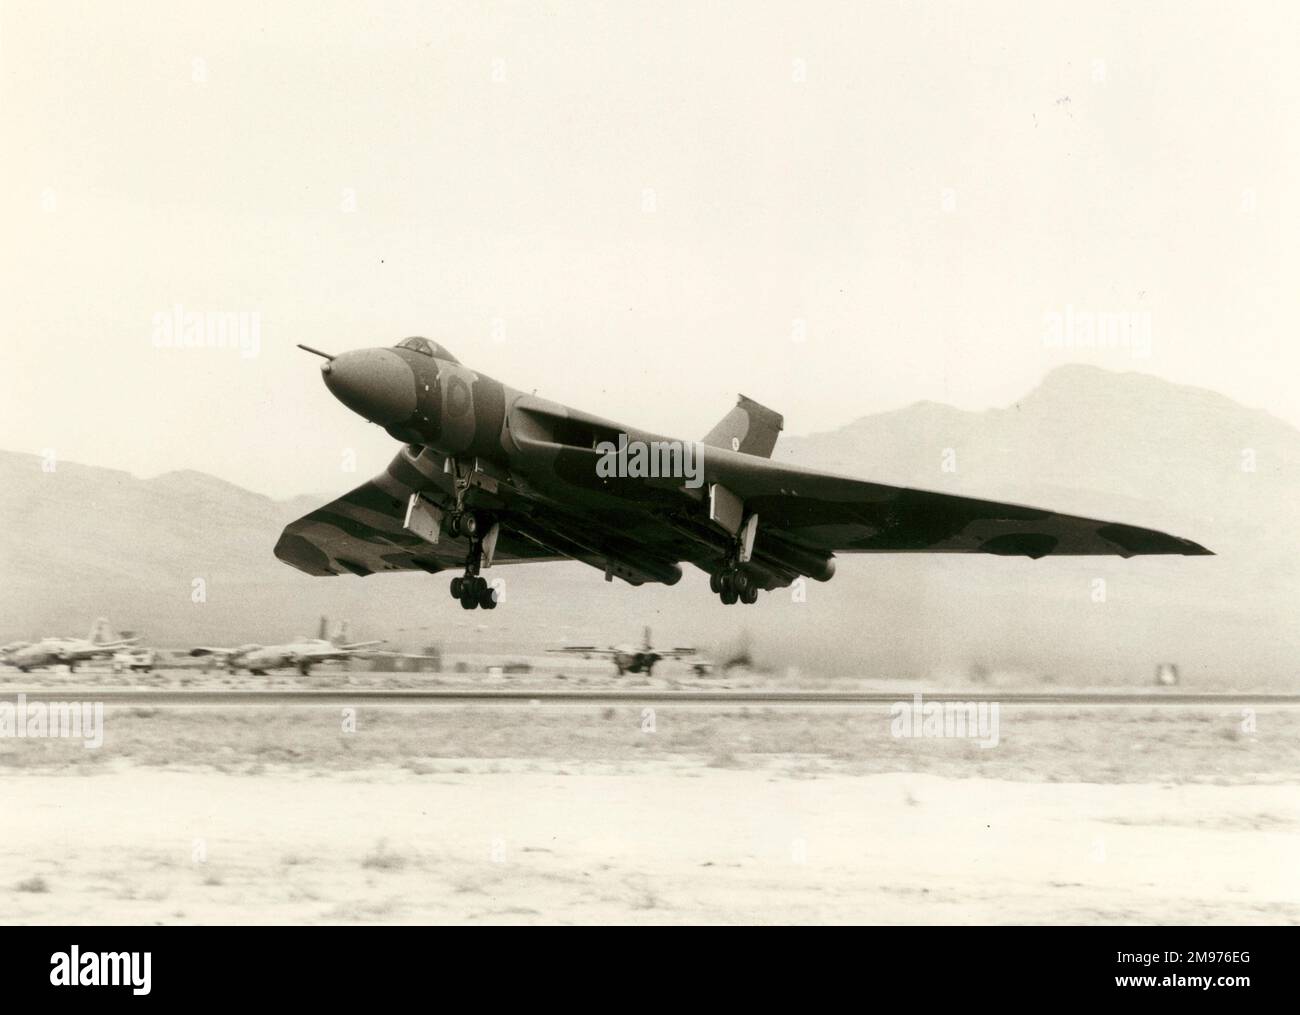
[446,375,472,418]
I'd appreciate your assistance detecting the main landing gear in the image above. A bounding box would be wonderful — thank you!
[710,567,760,606]
[448,521,498,610]
[450,574,497,610]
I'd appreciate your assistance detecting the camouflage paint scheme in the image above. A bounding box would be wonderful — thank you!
[275,337,1211,594]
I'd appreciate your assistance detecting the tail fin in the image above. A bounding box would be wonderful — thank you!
[702,395,783,458]
[331,620,351,647]
[88,617,115,645]
[643,626,652,651]
[317,615,328,640]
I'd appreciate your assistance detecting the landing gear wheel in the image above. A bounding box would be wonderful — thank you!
[449,512,479,539]
[455,574,490,609]
[715,564,759,604]
[450,576,464,599]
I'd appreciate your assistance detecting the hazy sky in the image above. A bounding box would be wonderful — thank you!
[3,1,1297,497]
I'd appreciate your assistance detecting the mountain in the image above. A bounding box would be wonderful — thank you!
[770,365,1299,687]
[779,364,1297,570]
[1,365,1295,687]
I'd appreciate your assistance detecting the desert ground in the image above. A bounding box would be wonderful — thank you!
[2,682,1298,924]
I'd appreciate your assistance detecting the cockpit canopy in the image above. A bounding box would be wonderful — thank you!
[394,336,458,363]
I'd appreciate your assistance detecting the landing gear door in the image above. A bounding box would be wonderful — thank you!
[403,493,444,545]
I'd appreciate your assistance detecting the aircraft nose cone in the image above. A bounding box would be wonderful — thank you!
[321,348,417,425]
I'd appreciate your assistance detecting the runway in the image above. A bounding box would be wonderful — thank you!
[8,688,1299,707]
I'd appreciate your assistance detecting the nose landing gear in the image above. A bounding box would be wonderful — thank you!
[448,524,498,609]
[450,573,497,610]
[446,512,478,539]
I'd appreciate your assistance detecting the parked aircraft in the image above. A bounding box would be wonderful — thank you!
[550,627,712,676]
[7,618,138,672]
[189,618,383,675]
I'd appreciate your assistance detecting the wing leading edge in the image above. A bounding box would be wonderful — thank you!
[274,451,560,577]
[699,451,1212,559]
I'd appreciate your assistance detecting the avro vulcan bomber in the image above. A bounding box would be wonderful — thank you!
[276,338,1211,610]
